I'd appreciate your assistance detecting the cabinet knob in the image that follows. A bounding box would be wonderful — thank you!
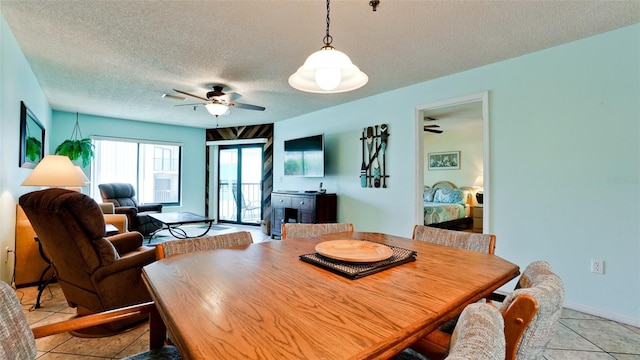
[299,201,304,205]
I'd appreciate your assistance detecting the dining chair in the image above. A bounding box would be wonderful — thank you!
[411,225,496,254]
[499,260,564,360]
[411,260,564,360]
[412,224,497,334]
[395,303,505,360]
[0,281,181,360]
[156,231,254,259]
[280,223,354,240]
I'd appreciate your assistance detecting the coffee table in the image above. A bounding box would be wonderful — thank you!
[147,212,215,241]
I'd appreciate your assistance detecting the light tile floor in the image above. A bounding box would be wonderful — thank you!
[14,224,640,359]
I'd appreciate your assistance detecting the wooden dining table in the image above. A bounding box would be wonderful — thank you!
[142,231,519,360]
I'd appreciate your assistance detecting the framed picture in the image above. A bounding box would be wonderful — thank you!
[19,101,45,169]
[428,151,460,170]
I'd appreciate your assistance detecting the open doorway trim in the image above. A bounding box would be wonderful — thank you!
[414,91,490,232]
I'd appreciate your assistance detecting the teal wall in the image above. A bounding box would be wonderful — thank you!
[51,111,206,214]
[275,24,640,325]
[0,15,52,282]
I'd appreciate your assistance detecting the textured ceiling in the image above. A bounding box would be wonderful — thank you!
[2,1,639,129]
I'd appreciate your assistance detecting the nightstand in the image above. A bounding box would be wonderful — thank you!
[472,205,483,233]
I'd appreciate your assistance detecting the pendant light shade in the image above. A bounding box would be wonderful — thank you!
[205,102,229,117]
[289,46,368,93]
[289,0,368,94]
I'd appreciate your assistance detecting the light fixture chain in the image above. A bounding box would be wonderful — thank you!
[323,0,333,46]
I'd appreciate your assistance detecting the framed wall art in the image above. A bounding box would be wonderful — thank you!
[19,101,45,169]
[428,151,460,170]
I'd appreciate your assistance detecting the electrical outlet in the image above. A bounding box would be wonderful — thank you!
[591,259,604,274]
[5,247,13,263]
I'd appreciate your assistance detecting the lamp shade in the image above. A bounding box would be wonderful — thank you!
[205,102,229,117]
[74,166,90,184]
[289,46,368,94]
[22,155,88,187]
[473,175,484,189]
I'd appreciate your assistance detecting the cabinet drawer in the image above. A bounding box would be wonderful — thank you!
[293,196,315,211]
[272,195,292,208]
[472,206,483,218]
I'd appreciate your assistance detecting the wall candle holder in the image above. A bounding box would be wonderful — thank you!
[360,123,389,188]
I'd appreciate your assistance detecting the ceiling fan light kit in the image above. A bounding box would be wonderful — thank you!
[289,0,368,94]
[205,102,229,117]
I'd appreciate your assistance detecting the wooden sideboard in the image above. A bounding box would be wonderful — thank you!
[270,192,337,239]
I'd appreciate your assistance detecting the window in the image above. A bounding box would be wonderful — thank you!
[91,137,182,205]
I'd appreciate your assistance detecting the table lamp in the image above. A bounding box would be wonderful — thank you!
[473,175,484,204]
[22,155,88,190]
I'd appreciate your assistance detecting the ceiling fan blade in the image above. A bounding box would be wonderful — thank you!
[162,93,185,101]
[175,102,206,107]
[424,116,437,121]
[230,102,265,111]
[423,125,440,128]
[173,89,208,101]
[424,127,443,134]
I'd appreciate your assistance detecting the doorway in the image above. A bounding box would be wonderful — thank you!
[218,144,263,224]
[415,92,490,231]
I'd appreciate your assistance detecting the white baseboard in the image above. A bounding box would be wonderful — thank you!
[492,291,639,327]
[562,300,640,328]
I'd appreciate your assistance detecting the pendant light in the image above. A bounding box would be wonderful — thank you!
[288,0,368,93]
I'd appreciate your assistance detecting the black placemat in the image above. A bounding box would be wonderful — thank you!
[299,243,417,279]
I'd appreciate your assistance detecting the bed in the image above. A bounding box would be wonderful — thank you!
[422,181,476,230]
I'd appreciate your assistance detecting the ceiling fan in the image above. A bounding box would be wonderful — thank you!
[423,116,443,134]
[170,85,266,117]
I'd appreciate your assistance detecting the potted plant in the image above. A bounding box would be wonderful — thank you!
[54,112,94,167]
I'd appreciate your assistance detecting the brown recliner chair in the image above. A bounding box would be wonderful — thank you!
[98,183,163,236]
[19,188,157,333]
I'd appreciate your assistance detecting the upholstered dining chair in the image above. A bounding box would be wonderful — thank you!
[98,183,163,236]
[499,260,564,360]
[412,225,496,254]
[281,223,354,240]
[411,261,564,360]
[156,231,254,259]
[0,281,181,360]
[395,303,505,360]
[19,188,157,334]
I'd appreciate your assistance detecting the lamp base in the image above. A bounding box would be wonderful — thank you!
[476,192,483,204]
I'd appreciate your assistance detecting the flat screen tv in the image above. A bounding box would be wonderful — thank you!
[284,134,324,177]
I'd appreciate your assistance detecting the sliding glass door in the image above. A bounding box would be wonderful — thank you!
[218,145,262,224]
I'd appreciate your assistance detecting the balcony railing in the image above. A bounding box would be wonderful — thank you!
[219,182,261,224]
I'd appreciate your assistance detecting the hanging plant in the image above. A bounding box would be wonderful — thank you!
[54,112,94,167]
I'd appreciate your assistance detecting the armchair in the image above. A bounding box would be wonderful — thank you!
[98,183,163,236]
[19,188,157,334]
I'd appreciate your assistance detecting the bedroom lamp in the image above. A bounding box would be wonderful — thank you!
[474,175,484,204]
[288,0,368,93]
[21,155,88,190]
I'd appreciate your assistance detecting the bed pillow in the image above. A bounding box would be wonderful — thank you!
[434,188,465,204]
[423,188,437,202]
